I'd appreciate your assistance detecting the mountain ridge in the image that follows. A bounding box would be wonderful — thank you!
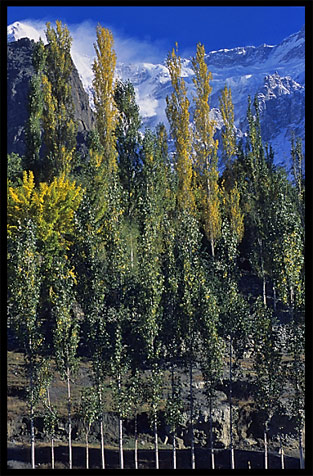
[7,21,305,169]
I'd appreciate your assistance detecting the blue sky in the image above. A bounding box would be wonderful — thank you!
[7,5,305,61]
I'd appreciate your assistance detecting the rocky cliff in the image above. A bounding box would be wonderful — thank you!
[7,38,95,157]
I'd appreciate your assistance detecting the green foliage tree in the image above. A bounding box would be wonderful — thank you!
[50,255,80,470]
[114,79,142,217]
[79,387,99,469]
[43,21,77,179]
[24,38,46,180]
[7,220,43,469]
[252,299,284,469]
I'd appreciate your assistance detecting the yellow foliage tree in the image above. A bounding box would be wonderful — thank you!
[166,43,195,213]
[191,43,221,257]
[92,25,118,175]
[8,170,83,249]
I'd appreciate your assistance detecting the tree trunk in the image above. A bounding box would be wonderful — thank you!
[154,407,159,469]
[29,353,35,470]
[47,388,54,469]
[134,413,138,469]
[264,424,268,469]
[262,275,267,307]
[209,398,215,469]
[299,427,304,469]
[229,337,235,469]
[171,363,177,470]
[86,430,89,469]
[273,282,277,311]
[172,431,177,469]
[30,404,35,469]
[98,387,106,469]
[119,415,124,469]
[67,368,72,469]
[189,360,195,469]
[118,373,124,469]
[279,433,284,469]
[51,437,55,470]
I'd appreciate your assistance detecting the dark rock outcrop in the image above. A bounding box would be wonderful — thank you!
[7,37,95,157]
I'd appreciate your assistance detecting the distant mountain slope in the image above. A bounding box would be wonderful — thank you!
[7,22,305,168]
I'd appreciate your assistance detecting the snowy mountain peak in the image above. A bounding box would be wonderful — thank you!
[7,21,305,167]
[7,21,46,44]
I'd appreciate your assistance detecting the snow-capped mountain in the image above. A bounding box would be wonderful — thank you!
[7,21,305,167]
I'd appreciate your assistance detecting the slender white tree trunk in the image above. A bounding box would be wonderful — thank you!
[119,415,124,469]
[154,407,159,469]
[47,388,55,469]
[30,404,35,469]
[173,431,177,469]
[263,275,267,307]
[51,437,55,470]
[118,373,124,469]
[209,398,215,469]
[86,431,89,469]
[264,425,268,469]
[134,413,138,469]
[279,433,284,469]
[273,282,277,311]
[189,361,195,469]
[229,338,235,469]
[299,427,304,469]
[67,368,72,469]
[98,388,106,469]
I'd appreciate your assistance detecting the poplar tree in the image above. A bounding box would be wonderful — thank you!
[166,43,195,212]
[7,220,43,469]
[219,85,237,184]
[50,255,80,470]
[43,21,77,179]
[92,24,118,175]
[24,39,46,180]
[192,42,221,258]
[79,387,99,469]
[114,79,142,217]
[137,130,167,469]
[252,299,284,470]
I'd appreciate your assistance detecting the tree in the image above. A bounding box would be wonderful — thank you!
[24,39,46,180]
[92,24,118,175]
[42,21,77,179]
[164,371,183,469]
[7,220,43,469]
[252,299,284,469]
[219,85,237,183]
[166,43,195,212]
[200,313,224,469]
[79,387,99,469]
[191,43,221,258]
[114,79,142,217]
[50,255,80,470]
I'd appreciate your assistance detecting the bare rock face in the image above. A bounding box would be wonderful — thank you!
[7,38,95,157]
